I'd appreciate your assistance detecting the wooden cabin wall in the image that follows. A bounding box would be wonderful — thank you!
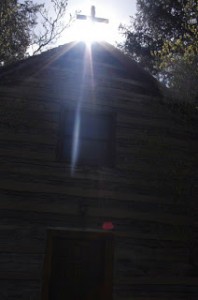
[0,56,197,300]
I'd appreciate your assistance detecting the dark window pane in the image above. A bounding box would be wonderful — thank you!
[78,139,110,165]
[80,113,112,139]
[62,137,72,162]
[64,112,75,135]
[64,111,113,140]
[59,110,115,167]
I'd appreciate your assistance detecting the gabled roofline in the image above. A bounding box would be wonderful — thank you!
[0,41,160,95]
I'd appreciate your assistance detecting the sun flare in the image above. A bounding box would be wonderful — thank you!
[70,20,113,43]
[61,4,120,45]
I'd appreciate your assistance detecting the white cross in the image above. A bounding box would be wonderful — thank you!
[77,5,109,24]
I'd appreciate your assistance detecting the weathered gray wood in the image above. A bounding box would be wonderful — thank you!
[0,280,41,300]
[0,41,197,299]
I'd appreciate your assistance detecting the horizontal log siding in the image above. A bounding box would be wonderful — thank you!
[0,61,197,300]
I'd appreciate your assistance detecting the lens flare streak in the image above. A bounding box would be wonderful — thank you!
[71,45,95,175]
[71,104,81,176]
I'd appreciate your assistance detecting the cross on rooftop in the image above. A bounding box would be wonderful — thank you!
[77,5,109,24]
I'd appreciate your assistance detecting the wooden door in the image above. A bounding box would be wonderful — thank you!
[42,229,114,300]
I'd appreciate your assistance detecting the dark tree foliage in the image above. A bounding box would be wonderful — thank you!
[0,0,70,65]
[0,0,42,64]
[120,0,197,77]
[120,0,198,106]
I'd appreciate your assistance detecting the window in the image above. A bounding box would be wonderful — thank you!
[57,109,115,167]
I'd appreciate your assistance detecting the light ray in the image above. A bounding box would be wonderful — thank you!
[84,43,95,101]
[71,104,81,176]
[71,44,96,175]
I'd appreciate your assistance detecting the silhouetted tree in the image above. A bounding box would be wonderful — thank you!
[0,0,70,65]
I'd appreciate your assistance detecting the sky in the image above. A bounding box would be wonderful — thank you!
[67,0,137,23]
[65,0,137,43]
[33,0,137,45]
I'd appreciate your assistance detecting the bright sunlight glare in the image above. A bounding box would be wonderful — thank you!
[60,3,122,45]
[70,20,115,43]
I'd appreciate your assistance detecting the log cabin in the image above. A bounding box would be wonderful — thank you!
[0,41,197,299]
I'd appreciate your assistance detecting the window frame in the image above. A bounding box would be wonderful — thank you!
[42,228,114,300]
[56,108,116,168]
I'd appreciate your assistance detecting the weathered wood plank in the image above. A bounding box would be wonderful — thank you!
[0,132,57,144]
[115,247,189,263]
[0,197,188,230]
[0,253,43,280]
[114,277,198,285]
[0,180,189,209]
[114,283,198,299]
[0,180,188,204]
[0,148,56,161]
[0,280,41,300]
[0,226,189,261]
[0,186,188,212]
[0,160,193,192]
[0,226,46,254]
[0,43,197,300]
[0,211,190,242]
